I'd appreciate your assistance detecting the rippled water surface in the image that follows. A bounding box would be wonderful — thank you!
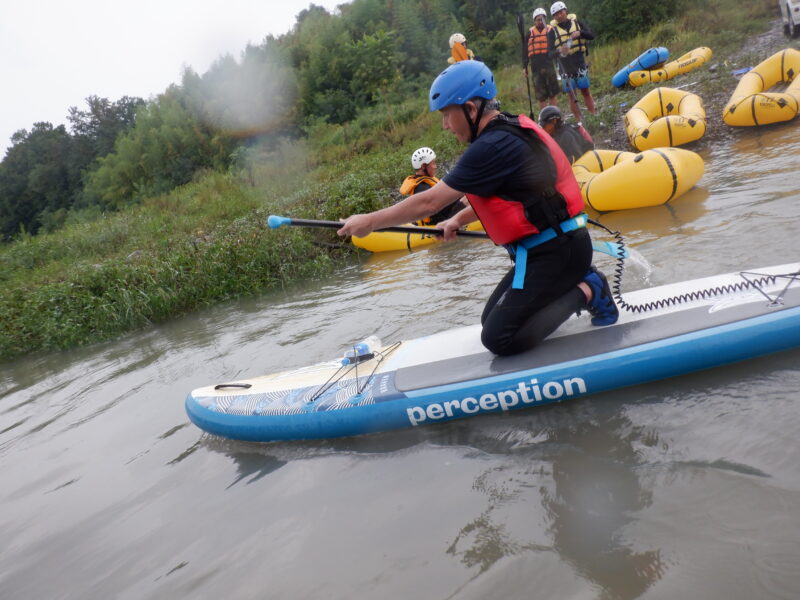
[2,123,800,599]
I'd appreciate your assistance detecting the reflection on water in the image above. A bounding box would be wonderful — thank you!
[437,399,666,599]
[539,406,665,599]
[224,451,287,488]
[589,186,710,240]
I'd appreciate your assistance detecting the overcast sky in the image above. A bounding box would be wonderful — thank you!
[0,0,344,154]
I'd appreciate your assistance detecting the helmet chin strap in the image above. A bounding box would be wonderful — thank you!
[461,98,488,142]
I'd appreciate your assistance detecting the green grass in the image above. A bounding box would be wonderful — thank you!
[0,172,334,359]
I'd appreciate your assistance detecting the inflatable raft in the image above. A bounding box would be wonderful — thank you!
[185,263,800,442]
[612,47,669,88]
[722,48,800,126]
[624,87,706,150]
[572,148,704,211]
[352,220,483,253]
[628,47,713,87]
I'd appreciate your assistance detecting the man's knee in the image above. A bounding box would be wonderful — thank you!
[481,328,512,355]
[481,327,534,356]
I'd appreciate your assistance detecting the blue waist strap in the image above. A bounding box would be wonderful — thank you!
[510,213,588,290]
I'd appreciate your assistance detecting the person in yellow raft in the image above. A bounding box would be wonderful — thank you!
[447,33,475,64]
[401,147,466,224]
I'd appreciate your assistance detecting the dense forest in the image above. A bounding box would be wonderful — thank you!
[0,0,688,241]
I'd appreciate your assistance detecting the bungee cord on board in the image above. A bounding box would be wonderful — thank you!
[588,219,800,313]
[308,341,402,403]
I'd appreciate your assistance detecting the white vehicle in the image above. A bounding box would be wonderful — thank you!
[781,0,800,37]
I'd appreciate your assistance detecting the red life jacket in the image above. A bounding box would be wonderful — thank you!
[466,114,584,245]
[528,25,551,57]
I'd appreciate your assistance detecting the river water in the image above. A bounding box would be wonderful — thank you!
[2,122,800,599]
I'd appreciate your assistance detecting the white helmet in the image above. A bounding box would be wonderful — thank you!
[448,33,466,48]
[550,1,567,15]
[411,147,436,169]
[533,8,547,21]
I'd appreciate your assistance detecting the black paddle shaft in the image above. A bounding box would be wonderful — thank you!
[276,217,488,238]
[516,13,536,120]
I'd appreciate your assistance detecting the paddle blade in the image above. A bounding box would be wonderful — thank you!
[267,215,291,229]
[592,240,629,258]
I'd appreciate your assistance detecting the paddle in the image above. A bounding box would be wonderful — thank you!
[267,215,486,238]
[267,215,628,258]
[516,13,536,120]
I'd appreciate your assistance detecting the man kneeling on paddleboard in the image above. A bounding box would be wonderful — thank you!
[338,60,618,355]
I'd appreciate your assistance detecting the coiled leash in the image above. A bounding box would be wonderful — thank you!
[307,341,401,403]
[588,218,800,312]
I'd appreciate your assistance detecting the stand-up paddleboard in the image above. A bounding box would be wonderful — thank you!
[185,263,800,442]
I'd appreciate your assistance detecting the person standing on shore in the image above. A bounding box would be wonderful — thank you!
[525,8,560,110]
[547,1,597,122]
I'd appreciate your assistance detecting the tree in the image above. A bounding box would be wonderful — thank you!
[349,30,400,103]
[68,95,144,161]
[576,0,678,43]
[341,0,389,39]
[296,16,361,123]
[0,123,75,239]
[391,0,431,75]
[81,87,237,209]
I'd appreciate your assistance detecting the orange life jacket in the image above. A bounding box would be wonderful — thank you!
[399,175,438,196]
[450,42,469,63]
[528,25,551,57]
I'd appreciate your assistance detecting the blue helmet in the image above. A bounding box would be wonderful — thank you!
[429,61,496,112]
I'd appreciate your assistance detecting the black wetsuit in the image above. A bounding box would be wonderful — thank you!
[552,124,594,163]
[444,115,591,355]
